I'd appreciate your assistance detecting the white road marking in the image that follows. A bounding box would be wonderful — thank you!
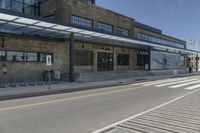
[92,89,200,133]
[184,84,200,90]
[169,80,200,88]
[131,77,188,86]
[155,79,197,87]
[143,78,188,86]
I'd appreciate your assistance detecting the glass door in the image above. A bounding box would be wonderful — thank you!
[97,52,113,71]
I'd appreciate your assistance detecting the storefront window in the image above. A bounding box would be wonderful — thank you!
[0,50,52,63]
[0,50,6,61]
[25,52,37,62]
[137,51,149,66]
[74,50,93,65]
[117,54,129,65]
[7,51,24,61]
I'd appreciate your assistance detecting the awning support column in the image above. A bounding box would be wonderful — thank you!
[148,47,151,70]
[69,33,74,82]
[196,54,199,72]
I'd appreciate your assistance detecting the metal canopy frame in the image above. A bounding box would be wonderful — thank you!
[0,9,198,55]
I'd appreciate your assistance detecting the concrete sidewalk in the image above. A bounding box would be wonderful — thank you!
[0,72,199,101]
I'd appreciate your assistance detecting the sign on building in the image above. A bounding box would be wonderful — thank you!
[46,55,52,66]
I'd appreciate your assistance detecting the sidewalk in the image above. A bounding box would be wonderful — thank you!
[0,72,200,101]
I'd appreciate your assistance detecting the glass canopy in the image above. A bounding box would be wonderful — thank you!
[0,9,198,55]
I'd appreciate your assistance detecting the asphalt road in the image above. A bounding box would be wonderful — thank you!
[0,76,199,133]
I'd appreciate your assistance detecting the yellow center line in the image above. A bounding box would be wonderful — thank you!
[0,86,142,112]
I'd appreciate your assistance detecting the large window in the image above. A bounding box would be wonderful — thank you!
[0,50,52,62]
[0,51,6,61]
[25,52,37,62]
[117,54,129,65]
[0,0,40,16]
[74,50,93,66]
[97,22,113,33]
[137,51,149,66]
[7,51,24,61]
[136,33,185,49]
[72,15,93,28]
[116,27,129,37]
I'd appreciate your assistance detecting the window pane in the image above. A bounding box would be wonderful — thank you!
[137,51,149,66]
[116,27,129,37]
[26,52,37,62]
[97,22,113,33]
[24,4,35,15]
[12,1,23,13]
[136,33,184,49]
[72,16,93,28]
[39,53,46,62]
[7,51,24,61]
[0,51,6,61]
[74,50,93,65]
[0,0,39,16]
[0,0,11,10]
[117,54,129,65]
[39,53,53,62]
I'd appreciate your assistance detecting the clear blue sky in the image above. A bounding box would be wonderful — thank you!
[96,0,200,51]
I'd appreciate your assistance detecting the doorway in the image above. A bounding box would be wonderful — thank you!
[97,52,113,71]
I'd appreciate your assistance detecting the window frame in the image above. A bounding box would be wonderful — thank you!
[137,50,149,66]
[116,27,129,37]
[97,22,113,33]
[0,50,53,63]
[117,54,130,66]
[74,49,93,66]
[0,0,40,16]
[71,15,93,28]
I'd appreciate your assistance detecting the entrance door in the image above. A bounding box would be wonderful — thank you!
[97,52,113,71]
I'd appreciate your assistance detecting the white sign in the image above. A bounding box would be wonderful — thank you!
[46,55,52,66]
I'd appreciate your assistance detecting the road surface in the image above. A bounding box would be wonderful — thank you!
[0,75,200,133]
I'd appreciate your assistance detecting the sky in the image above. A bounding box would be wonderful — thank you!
[96,0,200,51]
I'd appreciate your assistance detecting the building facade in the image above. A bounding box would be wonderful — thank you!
[0,0,196,83]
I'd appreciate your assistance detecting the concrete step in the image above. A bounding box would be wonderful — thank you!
[76,70,189,82]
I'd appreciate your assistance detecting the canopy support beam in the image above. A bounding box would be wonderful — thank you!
[69,33,74,82]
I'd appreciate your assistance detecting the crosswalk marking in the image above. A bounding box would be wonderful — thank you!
[131,77,188,86]
[169,80,200,88]
[155,79,197,87]
[132,77,200,90]
[184,84,200,90]
[143,78,188,86]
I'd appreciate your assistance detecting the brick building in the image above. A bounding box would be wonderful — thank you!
[0,0,197,83]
